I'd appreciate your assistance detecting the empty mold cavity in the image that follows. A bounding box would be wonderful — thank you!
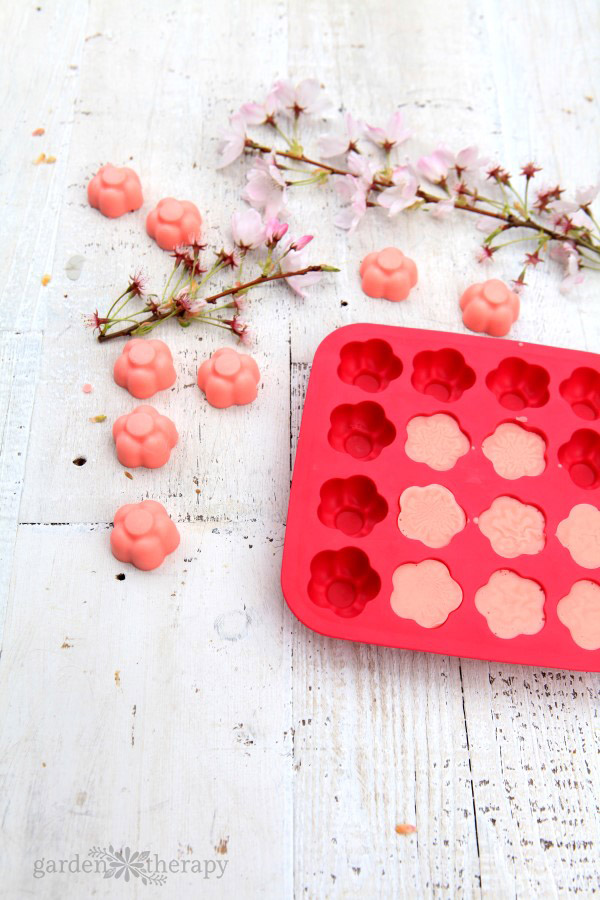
[397,485,466,548]
[328,401,396,461]
[481,421,547,479]
[559,367,600,421]
[474,570,545,639]
[338,339,402,393]
[318,475,388,537]
[486,357,550,410]
[390,559,462,628]
[558,429,600,489]
[404,412,470,471]
[308,547,381,617]
[411,348,475,402]
[478,496,546,558]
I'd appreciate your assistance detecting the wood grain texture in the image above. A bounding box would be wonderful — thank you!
[0,0,598,897]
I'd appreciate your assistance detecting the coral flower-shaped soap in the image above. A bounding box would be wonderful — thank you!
[87,164,143,218]
[146,198,202,251]
[112,405,178,469]
[459,279,520,337]
[111,500,180,571]
[359,247,418,302]
[197,347,260,408]
[113,339,176,399]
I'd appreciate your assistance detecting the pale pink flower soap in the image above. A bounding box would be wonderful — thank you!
[88,164,143,218]
[556,504,600,569]
[474,570,545,639]
[113,405,178,469]
[391,560,462,628]
[113,339,177,400]
[397,484,466,548]
[111,500,180,571]
[404,413,470,471]
[557,580,600,650]
[478,496,545,558]
[197,347,260,408]
[482,422,546,479]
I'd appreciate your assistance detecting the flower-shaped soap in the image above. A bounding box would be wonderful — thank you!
[359,247,418,302]
[113,339,176,399]
[459,279,520,337]
[113,405,178,469]
[87,164,143,218]
[111,500,180,571]
[197,347,260,408]
[146,198,202,251]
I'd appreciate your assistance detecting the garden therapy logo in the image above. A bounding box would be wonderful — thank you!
[33,846,228,885]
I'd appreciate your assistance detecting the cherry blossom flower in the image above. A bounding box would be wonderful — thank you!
[575,183,600,206]
[291,234,313,251]
[416,145,454,183]
[346,150,377,184]
[231,209,267,250]
[333,174,368,232]
[272,78,328,118]
[318,113,362,158]
[364,111,411,152]
[280,246,322,297]
[476,245,495,264]
[243,153,287,218]
[265,218,289,246]
[455,146,488,175]
[378,166,418,217]
[217,111,247,169]
[239,88,282,125]
[551,242,585,294]
[430,197,455,219]
[127,271,147,297]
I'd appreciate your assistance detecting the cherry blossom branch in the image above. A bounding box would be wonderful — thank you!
[245,138,600,259]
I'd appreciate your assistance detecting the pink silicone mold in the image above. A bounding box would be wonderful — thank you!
[146,198,202,251]
[317,475,388,536]
[111,500,180,571]
[359,247,418,302]
[459,279,520,337]
[486,357,550,410]
[197,347,260,408]
[308,547,381,617]
[281,323,600,671]
[113,405,178,469]
[558,429,600,489]
[87,164,143,218]
[411,348,476,401]
[113,339,177,399]
[337,339,402,393]
[559,367,600,421]
[328,401,396,461]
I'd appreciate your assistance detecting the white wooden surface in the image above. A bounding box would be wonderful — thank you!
[0,0,599,897]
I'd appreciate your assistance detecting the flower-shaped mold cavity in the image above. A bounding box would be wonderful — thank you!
[411,348,475,402]
[317,476,388,537]
[359,247,418,302]
[459,279,520,337]
[87,164,143,218]
[481,422,546,479]
[557,580,600,650]
[486,357,550,411]
[556,504,600,569]
[146,198,202,251]
[197,347,260,408]
[405,413,470,471]
[478,496,545,558]
[559,367,600,421]
[111,500,180,571]
[337,339,402,393]
[112,405,178,469]
[474,570,545,639]
[113,339,176,399]
[558,429,600,489]
[308,547,381,617]
[390,560,462,628]
[398,484,466,548]
[328,401,396,461]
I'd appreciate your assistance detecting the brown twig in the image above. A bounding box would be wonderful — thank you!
[97,265,329,342]
[245,139,600,256]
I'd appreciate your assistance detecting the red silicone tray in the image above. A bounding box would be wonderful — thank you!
[281,324,600,671]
